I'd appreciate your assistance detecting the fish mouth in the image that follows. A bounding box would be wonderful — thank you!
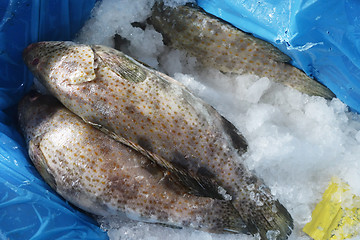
[23,41,67,66]
[23,42,43,68]
[23,43,38,57]
[27,90,42,102]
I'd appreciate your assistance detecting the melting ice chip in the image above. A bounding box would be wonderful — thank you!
[355,131,360,142]
[249,191,265,207]
[266,230,280,240]
[217,186,232,201]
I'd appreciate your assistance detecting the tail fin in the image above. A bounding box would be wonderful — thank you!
[250,200,293,240]
[284,66,335,100]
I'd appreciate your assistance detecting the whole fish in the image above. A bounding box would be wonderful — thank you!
[151,2,335,99]
[18,91,246,233]
[23,41,293,239]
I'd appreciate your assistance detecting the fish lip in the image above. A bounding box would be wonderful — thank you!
[27,90,41,102]
[23,43,38,59]
[23,42,41,68]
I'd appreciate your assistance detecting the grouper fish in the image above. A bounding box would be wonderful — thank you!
[23,41,293,239]
[151,2,335,99]
[18,91,246,233]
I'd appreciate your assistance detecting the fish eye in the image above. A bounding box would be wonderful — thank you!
[31,58,40,66]
[28,91,39,102]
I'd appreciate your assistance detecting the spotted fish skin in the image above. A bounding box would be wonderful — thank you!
[151,2,335,99]
[23,41,293,239]
[18,92,247,233]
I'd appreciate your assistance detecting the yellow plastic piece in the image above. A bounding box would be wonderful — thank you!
[303,177,360,240]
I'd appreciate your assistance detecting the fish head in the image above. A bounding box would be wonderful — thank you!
[23,41,149,95]
[18,91,61,189]
[23,41,96,92]
[18,91,61,143]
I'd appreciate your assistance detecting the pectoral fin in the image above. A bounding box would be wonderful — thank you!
[92,45,147,83]
[85,120,224,200]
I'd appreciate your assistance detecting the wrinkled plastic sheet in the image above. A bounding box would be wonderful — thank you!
[197,0,360,113]
[0,0,108,239]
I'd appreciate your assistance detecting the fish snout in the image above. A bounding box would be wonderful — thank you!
[23,42,42,67]
[23,43,37,56]
[18,92,61,137]
[27,90,42,102]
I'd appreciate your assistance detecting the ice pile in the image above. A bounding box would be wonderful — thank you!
[76,0,360,239]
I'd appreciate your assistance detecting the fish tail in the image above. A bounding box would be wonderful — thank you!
[283,66,335,99]
[269,200,294,239]
[259,200,293,240]
[234,198,293,239]
[302,77,336,100]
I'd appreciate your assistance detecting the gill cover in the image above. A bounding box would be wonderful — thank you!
[49,42,96,84]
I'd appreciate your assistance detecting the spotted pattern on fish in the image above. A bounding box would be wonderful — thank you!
[18,92,246,233]
[151,2,335,99]
[23,41,293,239]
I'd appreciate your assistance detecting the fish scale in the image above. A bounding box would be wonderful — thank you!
[18,92,246,233]
[23,41,293,239]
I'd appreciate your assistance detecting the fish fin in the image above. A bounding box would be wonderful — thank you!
[54,43,96,84]
[152,155,224,198]
[131,21,147,30]
[28,135,57,190]
[124,138,225,199]
[252,200,294,240]
[113,34,131,53]
[153,222,183,230]
[219,114,248,155]
[91,45,147,83]
[282,66,335,99]
[94,43,185,87]
[84,120,224,199]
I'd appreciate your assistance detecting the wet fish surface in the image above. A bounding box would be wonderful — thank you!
[23,41,293,239]
[151,2,335,99]
[18,91,246,233]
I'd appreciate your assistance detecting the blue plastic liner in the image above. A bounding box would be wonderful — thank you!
[197,0,360,113]
[0,123,107,240]
[0,0,108,239]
